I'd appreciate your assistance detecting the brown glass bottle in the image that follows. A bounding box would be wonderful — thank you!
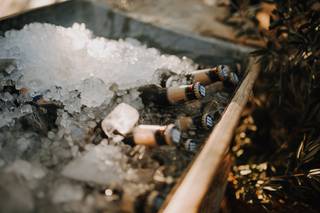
[186,65,239,87]
[176,113,214,131]
[124,124,181,147]
[184,139,202,154]
[139,82,206,105]
[201,100,225,126]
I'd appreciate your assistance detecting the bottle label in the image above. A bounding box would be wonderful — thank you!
[154,130,167,145]
[167,86,187,103]
[133,126,159,146]
[191,70,212,85]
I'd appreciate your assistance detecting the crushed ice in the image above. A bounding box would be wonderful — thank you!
[0,23,195,112]
[0,22,211,212]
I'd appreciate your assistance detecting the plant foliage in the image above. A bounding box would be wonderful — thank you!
[228,0,320,211]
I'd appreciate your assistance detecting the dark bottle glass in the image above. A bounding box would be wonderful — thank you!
[186,65,239,88]
[138,82,206,105]
[133,190,165,213]
[124,124,181,147]
[144,191,165,213]
[176,113,214,131]
[201,100,225,127]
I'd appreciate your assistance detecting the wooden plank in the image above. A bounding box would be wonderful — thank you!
[160,57,261,213]
[199,154,232,212]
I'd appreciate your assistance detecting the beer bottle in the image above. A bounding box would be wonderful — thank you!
[123,124,181,147]
[138,82,206,105]
[201,100,225,126]
[144,191,165,213]
[132,190,165,213]
[186,65,239,87]
[176,113,214,131]
[203,99,224,112]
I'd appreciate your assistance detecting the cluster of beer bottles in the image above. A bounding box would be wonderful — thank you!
[125,64,239,153]
[103,64,239,213]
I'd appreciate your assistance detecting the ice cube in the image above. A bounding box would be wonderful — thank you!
[101,103,139,137]
[0,58,16,73]
[0,173,34,213]
[0,92,14,102]
[51,183,84,204]
[20,104,33,114]
[61,143,127,185]
[80,77,110,107]
[5,160,46,180]
[0,23,196,112]
[16,137,31,153]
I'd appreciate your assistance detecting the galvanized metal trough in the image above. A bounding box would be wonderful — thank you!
[0,0,260,212]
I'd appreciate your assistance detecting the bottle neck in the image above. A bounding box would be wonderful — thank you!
[127,124,180,146]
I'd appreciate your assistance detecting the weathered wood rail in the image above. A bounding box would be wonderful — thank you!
[160,58,261,213]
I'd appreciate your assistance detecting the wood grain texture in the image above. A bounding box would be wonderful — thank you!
[199,155,232,213]
[160,58,261,213]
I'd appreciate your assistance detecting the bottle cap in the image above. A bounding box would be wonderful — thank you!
[228,72,239,86]
[217,65,231,80]
[184,139,201,153]
[217,65,239,87]
[201,113,214,130]
[164,124,181,145]
[192,82,206,99]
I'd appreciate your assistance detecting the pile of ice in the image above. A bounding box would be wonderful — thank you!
[61,142,128,185]
[0,23,195,112]
[0,22,201,212]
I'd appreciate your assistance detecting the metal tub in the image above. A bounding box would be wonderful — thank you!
[0,1,259,212]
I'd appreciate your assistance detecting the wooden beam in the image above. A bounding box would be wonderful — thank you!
[199,154,232,212]
[160,57,261,213]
